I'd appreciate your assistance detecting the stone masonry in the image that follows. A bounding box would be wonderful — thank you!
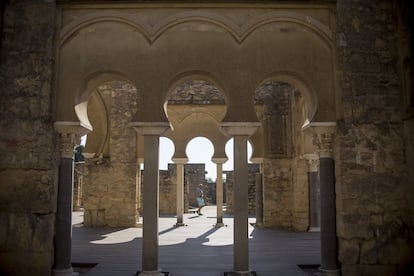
[83,81,138,227]
[336,0,414,274]
[0,1,58,274]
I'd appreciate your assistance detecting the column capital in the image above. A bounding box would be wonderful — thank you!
[54,121,91,158]
[172,157,188,164]
[212,157,228,164]
[303,122,336,158]
[220,122,261,137]
[130,122,170,135]
[303,154,319,172]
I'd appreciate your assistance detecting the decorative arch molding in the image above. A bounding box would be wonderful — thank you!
[241,11,333,47]
[255,71,319,123]
[59,9,333,47]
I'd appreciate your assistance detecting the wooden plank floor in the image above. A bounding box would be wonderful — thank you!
[72,206,320,275]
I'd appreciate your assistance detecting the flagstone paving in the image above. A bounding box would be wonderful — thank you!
[72,206,320,275]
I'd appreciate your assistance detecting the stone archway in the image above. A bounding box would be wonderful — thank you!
[79,80,141,228]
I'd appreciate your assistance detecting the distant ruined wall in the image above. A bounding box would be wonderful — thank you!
[225,164,259,215]
[336,0,414,274]
[0,1,58,274]
[159,164,177,215]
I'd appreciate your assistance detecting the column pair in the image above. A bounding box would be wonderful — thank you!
[53,122,90,276]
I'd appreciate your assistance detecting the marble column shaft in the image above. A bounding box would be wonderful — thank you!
[53,127,85,276]
[233,135,249,273]
[319,156,338,271]
[307,124,339,273]
[214,160,226,227]
[174,159,187,227]
[141,135,161,273]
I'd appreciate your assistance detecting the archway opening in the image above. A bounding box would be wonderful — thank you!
[73,80,141,228]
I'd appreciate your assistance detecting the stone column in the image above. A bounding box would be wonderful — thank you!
[304,154,320,232]
[53,122,90,276]
[132,123,169,276]
[305,123,339,274]
[212,158,227,228]
[221,122,259,275]
[173,158,188,227]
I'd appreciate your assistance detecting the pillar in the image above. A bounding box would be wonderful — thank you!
[212,158,227,227]
[221,122,260,275]
[132,123,169,276]
[305,123,339,274]
[304,154,320,232]
[173,158,188,227]
[53,122,90,276]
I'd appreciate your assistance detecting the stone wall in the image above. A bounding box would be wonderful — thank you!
[224,164,259,215]
[159,164,177,215]
[336,0,414,274]
[0,1,58,274]
[83,81,138,227]
[185,163,207,207]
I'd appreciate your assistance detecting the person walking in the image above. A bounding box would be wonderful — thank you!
[196,184,205,215]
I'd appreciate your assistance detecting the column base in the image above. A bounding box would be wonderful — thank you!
[319,267,341,276]
[174,222,186,227]
[137,270,167,276]
[215,222,225,228]
[308,227,320,232]
[223,271,257,276]
[52,268,79,276]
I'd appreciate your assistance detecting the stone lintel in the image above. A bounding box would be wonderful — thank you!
[220,122,261,136]
[212,157,228,164]
[130,122,170,135]
[172,157,189,164]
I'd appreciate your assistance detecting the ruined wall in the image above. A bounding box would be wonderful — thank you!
[224,164,259,215]
[159,164,177,215]
[0,1,58,274]
[336,0,414,274]
[258,83,310,231]
[83,81,138,227]
[185,164,207,207]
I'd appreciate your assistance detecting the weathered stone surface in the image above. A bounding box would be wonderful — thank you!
[0,1,57,274]
[338,239,360,265]
[336,0,414,274]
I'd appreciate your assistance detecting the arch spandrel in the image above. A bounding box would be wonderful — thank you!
[56,6,336,125]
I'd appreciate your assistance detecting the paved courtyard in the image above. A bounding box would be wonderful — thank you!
[72,206,321,276]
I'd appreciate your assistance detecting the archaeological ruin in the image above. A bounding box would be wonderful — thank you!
[0,0,413,275]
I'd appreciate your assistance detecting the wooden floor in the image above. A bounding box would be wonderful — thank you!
[72,206,320,276]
